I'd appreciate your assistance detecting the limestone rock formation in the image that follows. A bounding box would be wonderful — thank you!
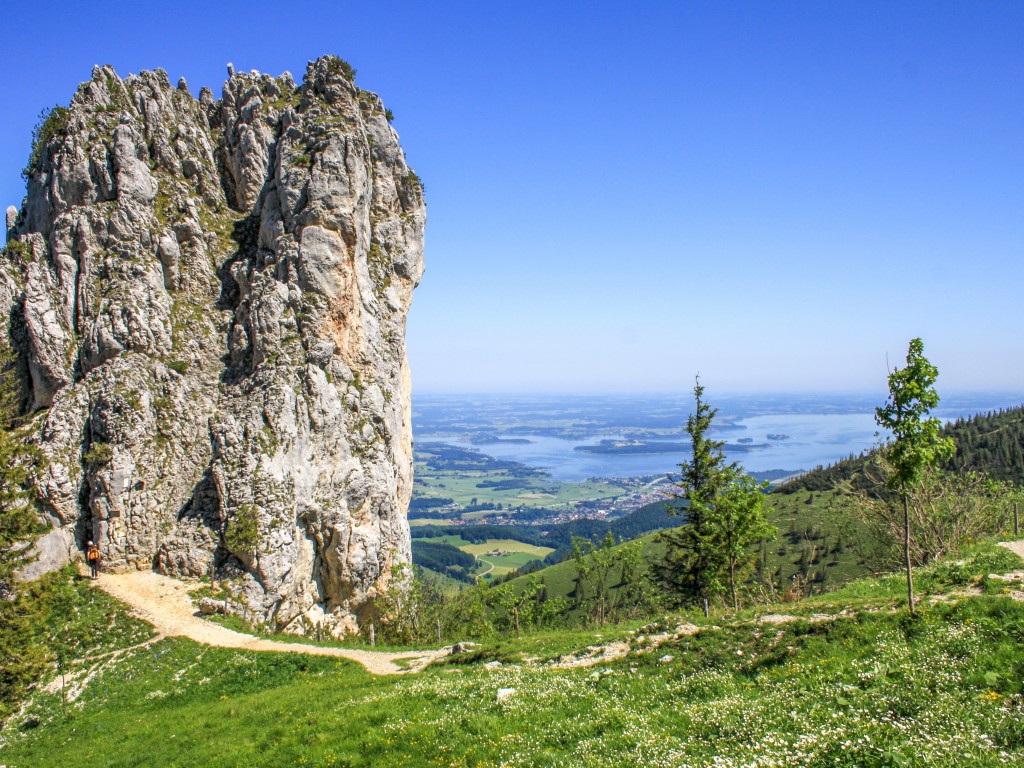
[1,56,425,635]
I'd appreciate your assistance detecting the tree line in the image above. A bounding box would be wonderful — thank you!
[410,501,686,569]
[779,403,1024,495]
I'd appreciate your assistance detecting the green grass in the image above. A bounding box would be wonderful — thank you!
[419,534,470,547]
[490,487,875,606]
[475,550,550,580]
[810,543,1024,604]
[459,540,552,557]
[420,536,555,579]
[760,488,874,591]
[4,544,1024,767]
[0,567,156,722]
[6,563,1024,766]
[501,531,667,603]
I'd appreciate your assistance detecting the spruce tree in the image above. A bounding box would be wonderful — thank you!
[662,377,735,615]
[662,378,776,613]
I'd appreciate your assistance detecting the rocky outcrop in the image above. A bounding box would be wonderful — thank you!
[2,57,425,635]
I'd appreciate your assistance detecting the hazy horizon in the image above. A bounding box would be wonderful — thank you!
[412,387,1024,399]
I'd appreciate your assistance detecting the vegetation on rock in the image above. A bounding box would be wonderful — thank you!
[22,106,70,179]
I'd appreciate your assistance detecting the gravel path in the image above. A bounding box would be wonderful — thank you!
[93,570,446,675]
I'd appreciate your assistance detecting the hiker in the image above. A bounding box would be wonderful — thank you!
[86,540,101,579]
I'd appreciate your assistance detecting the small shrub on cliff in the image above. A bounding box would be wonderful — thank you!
[323,55,357,83]
[82,442,114,467]
[2,240,32,267]
[23,106,71,179]
[224,503,260,554]
[402,170,424,196]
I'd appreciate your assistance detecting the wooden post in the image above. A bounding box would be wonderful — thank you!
[703,598,709,618]
[1015,502,1019,537]
[60,663,67,717]
[369,623,375,647]
[514,605,520,639]
[436,618,441,644]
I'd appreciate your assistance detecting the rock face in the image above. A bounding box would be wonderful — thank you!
[1,57,425,635]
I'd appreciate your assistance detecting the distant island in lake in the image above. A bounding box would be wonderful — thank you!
[576,439,766,455]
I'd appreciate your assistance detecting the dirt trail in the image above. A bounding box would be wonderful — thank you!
[92,570,446,675]
[89,541,1024,677]
[999,540,1024,560]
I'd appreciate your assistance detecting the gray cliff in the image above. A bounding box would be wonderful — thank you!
[1,57,425,634]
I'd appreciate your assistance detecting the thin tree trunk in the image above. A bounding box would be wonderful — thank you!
[729,559,737,612]
[903,492,914,615]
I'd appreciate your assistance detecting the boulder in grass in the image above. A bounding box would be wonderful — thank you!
[199,597,227,615]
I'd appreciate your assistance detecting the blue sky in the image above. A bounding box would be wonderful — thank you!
[2,1,1022,395]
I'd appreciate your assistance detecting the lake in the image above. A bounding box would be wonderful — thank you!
[412,392,1024,483]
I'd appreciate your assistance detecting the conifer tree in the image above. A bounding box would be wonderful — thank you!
[662,377,735,615]
[662,377,776,614]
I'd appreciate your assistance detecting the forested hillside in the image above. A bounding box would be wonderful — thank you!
[779,405,1024,494]
[411,500,683,568]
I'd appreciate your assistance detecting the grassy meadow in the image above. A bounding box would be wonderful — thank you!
[3,545,1024,767]
[419,535,555,580]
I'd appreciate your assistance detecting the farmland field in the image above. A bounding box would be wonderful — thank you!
[408,518,454,528]
[419,536,555,580]
[412,442,631,519]
[459,539,552,557]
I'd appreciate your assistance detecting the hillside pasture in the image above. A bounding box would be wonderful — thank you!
[462,539,554,579]
[418,536,554,579]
